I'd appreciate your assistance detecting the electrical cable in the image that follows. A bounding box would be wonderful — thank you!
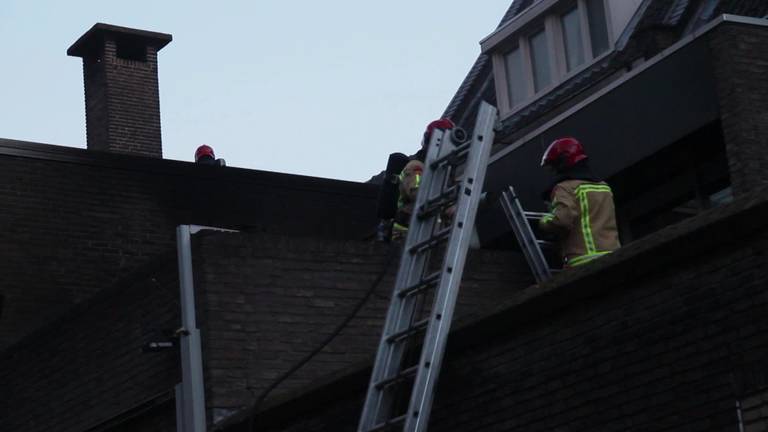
[247,243,399,431]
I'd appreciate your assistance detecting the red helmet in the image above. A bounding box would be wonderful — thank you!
[195,145,215,162]
[423,118,455,146]
[541,137,587,169]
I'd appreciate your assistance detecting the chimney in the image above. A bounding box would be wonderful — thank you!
[68,23,172,158]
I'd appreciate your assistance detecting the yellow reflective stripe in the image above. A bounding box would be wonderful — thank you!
[575,183,612,255]
[575,184,612,194]
[393,222,409,232]
[578,189,597,255]
[568,251,612,266]
[540,213,554,224]
[414,174,421,188]
[548,200,558,212]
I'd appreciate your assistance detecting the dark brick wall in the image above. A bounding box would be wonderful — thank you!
[708,23,768,195]
[0,141,378,351]
[194,233,532,428]
[0,262,180,432]
[81,36,164,157]
[230,186,768,432]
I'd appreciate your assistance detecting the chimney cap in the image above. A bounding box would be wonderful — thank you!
[67,23,172,58]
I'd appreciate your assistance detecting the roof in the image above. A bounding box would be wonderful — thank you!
[442,0,535,122]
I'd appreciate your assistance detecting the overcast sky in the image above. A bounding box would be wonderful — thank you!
[0,1,510,182]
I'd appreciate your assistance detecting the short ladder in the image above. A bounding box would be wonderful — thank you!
[500,186,554,284]
[358,102,497,432]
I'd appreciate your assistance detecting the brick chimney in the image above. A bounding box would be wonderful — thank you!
[68,23,172,158]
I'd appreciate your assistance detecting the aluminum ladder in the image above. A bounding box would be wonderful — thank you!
[500,186,554,284]
[358,102,497,432]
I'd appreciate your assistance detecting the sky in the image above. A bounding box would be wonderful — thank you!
[0,1,511,182]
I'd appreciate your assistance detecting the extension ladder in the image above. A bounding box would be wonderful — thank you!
[358,102,497,432]
[499,186,554,284]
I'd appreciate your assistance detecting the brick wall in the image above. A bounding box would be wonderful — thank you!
[708,23,768,195]
[0,230,530,431]
[0,260,180,432]
[0,141,378,351]
[99,39,163,157]
[223,185,768,432]
[194,233,532,428]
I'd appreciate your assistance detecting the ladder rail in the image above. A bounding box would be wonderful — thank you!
[500,186,552,284]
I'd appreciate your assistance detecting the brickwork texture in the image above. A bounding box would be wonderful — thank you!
[194,233,532,427]
[0,142,378,351]
[0,261,180,432]
[708,23,768,195]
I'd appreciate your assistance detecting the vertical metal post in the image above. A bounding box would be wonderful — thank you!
[175,384,185,432]
[176,225,207,432]
[736,400,745,432]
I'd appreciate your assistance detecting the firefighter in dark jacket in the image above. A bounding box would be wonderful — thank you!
[392,118,455,239]
[539,137,620,267]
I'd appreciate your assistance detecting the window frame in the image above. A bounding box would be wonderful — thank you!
[487,0,615,118]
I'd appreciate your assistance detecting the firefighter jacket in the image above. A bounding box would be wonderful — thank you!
[539,179,620,267]
[394,159,424,234]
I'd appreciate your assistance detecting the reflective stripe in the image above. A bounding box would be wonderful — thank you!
[567,251,612,266]
[575,183,613,255]
[393,222,409,232]
[414,174,421,188]
[575,184,612,194]
[540,213,554,224]
[577,189,596,255]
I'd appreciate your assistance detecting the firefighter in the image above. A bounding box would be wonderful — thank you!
[195,145,226,166]
[539,137,620,267]
[392,118,455,239]
[375,153,410,242]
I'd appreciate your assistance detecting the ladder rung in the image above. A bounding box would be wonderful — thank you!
[366,415,407,432]
[429,142,471,169]
[408,228,451,254]
[374,365,419,390]
[385,318,430,344]
[418,186,459,219]
[398,272,441,298]
[524,211,549,219]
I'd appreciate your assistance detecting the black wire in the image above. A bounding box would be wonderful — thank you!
[247,243,399,431]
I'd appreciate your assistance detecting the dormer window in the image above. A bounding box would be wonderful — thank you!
[482,0,626,117]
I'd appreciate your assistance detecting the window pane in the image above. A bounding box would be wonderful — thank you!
[529,29,552,92]
[561,7,584,71]
[504,48,526,107]
[586,0,610,56]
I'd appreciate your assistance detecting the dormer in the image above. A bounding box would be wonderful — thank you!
[480,0,643,118]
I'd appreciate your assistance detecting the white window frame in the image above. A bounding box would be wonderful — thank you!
[483,0,616,118]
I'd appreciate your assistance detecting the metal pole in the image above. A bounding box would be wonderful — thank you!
[175,384,184,432]
[176,225,207,432]
[736,400,745,432]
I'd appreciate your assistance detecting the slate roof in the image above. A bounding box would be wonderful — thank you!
[443,0,768,142]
